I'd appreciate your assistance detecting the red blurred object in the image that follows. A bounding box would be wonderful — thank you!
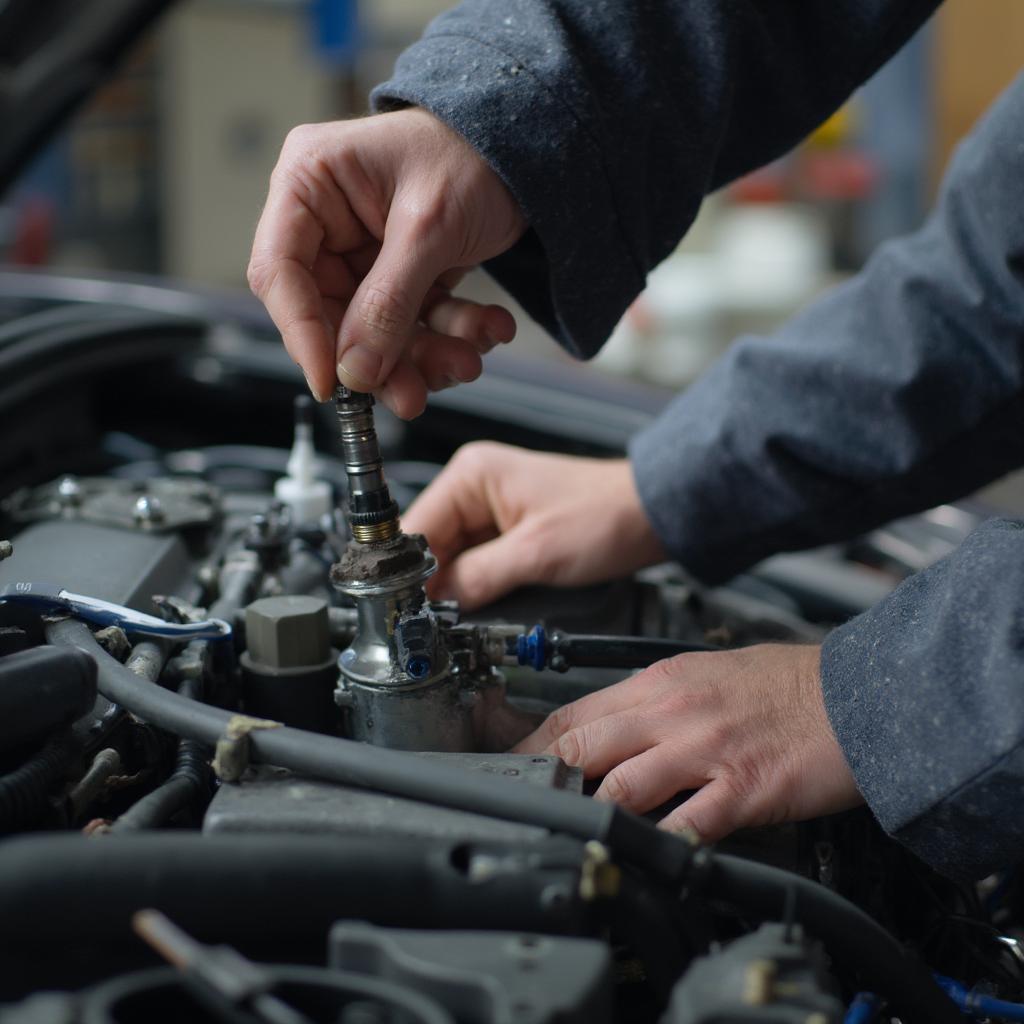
[12,197,55,266]
[730,150,879,206]
[799,150,879,201]
[730,164,789,203]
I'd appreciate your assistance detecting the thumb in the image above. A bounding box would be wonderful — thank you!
[336,212,447,392]
[439,524,546,611]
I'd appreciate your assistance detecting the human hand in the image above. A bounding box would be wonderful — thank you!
[514,644,862,842]
[402,443,667,610]
[248,108,527,418]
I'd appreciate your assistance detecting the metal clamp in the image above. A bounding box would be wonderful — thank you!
[212,714,282,783]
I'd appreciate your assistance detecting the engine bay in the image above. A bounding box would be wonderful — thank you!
[0,307,1020,1024]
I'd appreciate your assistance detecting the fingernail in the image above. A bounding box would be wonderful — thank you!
[658,820,702,845]
[337,345,382,388]
[555,737,579,767]
[303,371,327,403]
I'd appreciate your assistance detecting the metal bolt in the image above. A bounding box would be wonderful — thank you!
[132,494,164,525]
[539,884,571,911]
[57,476,82,507]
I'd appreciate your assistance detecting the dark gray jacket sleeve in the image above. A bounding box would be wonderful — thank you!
[822,519,1024,881]
[372,0,938,357]
[631,76,1024,879]
[629,74,1024,584]
[373,3,1024,878]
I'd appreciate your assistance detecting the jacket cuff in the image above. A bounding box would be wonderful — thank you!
[820,526,1024,881]
[627,375,791,586]
[372,32,644,359]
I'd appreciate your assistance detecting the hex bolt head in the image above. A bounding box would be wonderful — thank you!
[245,595,331,670]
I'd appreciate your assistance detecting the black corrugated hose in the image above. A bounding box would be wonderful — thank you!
[0,729,81,831]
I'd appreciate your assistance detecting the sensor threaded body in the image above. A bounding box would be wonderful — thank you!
[334,386,400,540]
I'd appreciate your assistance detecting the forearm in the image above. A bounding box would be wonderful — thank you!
[372,0,938,356]
[821,518,1024,880]
[630,74,1024,583]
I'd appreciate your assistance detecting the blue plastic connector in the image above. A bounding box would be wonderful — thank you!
[405,656,432,680]
[516,624,546,671]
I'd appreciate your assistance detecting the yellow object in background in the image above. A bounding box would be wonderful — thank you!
[808,103,859,149]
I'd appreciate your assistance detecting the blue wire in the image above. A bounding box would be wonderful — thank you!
[846,972,1024,1022]
[845,993,882,1024]
[935,972,1024,1021]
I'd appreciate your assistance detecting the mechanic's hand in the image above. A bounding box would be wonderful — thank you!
[514,644,862,842]
[248,108,527,418]
[402,443,667,610]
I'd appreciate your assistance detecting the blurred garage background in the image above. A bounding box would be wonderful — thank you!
[1,0,1021,399]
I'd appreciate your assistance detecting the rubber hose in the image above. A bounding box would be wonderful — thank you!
[0,832,588,997]
[706,854,960,1024]
[45,618,959,1020]
[548,632,719,671]
[109,740,209,832]
[0,730,81,831]
[45,617,692,888]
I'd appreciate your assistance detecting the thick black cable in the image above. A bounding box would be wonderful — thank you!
[706,854,961,1024]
